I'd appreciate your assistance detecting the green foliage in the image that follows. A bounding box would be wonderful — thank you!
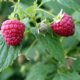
[53,72,80,80]
[25,2,37,18]
[37,33,65,63]
[0,68,14,80]
[26,63,56,80]
[0,35,20,71]
[57,0,80,11]
[61,36,78,53]
[75,24,80,40]
[72,11,80,22]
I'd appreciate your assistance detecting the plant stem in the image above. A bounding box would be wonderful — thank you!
[36,8,55,17]
[38,2,43,7]
[18,0,20,3]
[13,0,20,15]
[27,40,37,55]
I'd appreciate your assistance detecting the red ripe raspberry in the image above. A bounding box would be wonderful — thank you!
[51,13,75,37]
[1,20,25,46]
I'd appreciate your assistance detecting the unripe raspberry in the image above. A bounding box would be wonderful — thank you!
[39,22,48,33]
[1,20,25,46]
[51,13,75,37]
[18,54,28,65]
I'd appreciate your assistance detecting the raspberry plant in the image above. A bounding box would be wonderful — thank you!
[0,0,80,80]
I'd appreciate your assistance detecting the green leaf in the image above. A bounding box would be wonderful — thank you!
[22,18,30,28]
[0,0,2,2]
[26,2,37,18]
[57,0,80,11]
[0,68,14,80]
[25,28,65,63]
[21,0,34,7]
[74,24,80,41]
[0,35,20,71]
[8,12,15,20]
[73,58,80,71]
[61,36,78,53]
[72,11,80,22]
[42,0,51,4]
[53,72,80,80]
[23,41,46,60]
[37,33,65,63]
[26,63,56,80]
[17,7,26,20]
[44,0,73,15]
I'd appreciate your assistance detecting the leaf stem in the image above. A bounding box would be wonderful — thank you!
[36,8,55,17]
[18,0,20,3]
[38,2,43,7]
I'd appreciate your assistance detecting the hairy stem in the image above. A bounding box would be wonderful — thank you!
[36,8,55,17]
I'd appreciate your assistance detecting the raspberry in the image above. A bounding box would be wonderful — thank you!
[51,13,75,37]
[1,20,25,46]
